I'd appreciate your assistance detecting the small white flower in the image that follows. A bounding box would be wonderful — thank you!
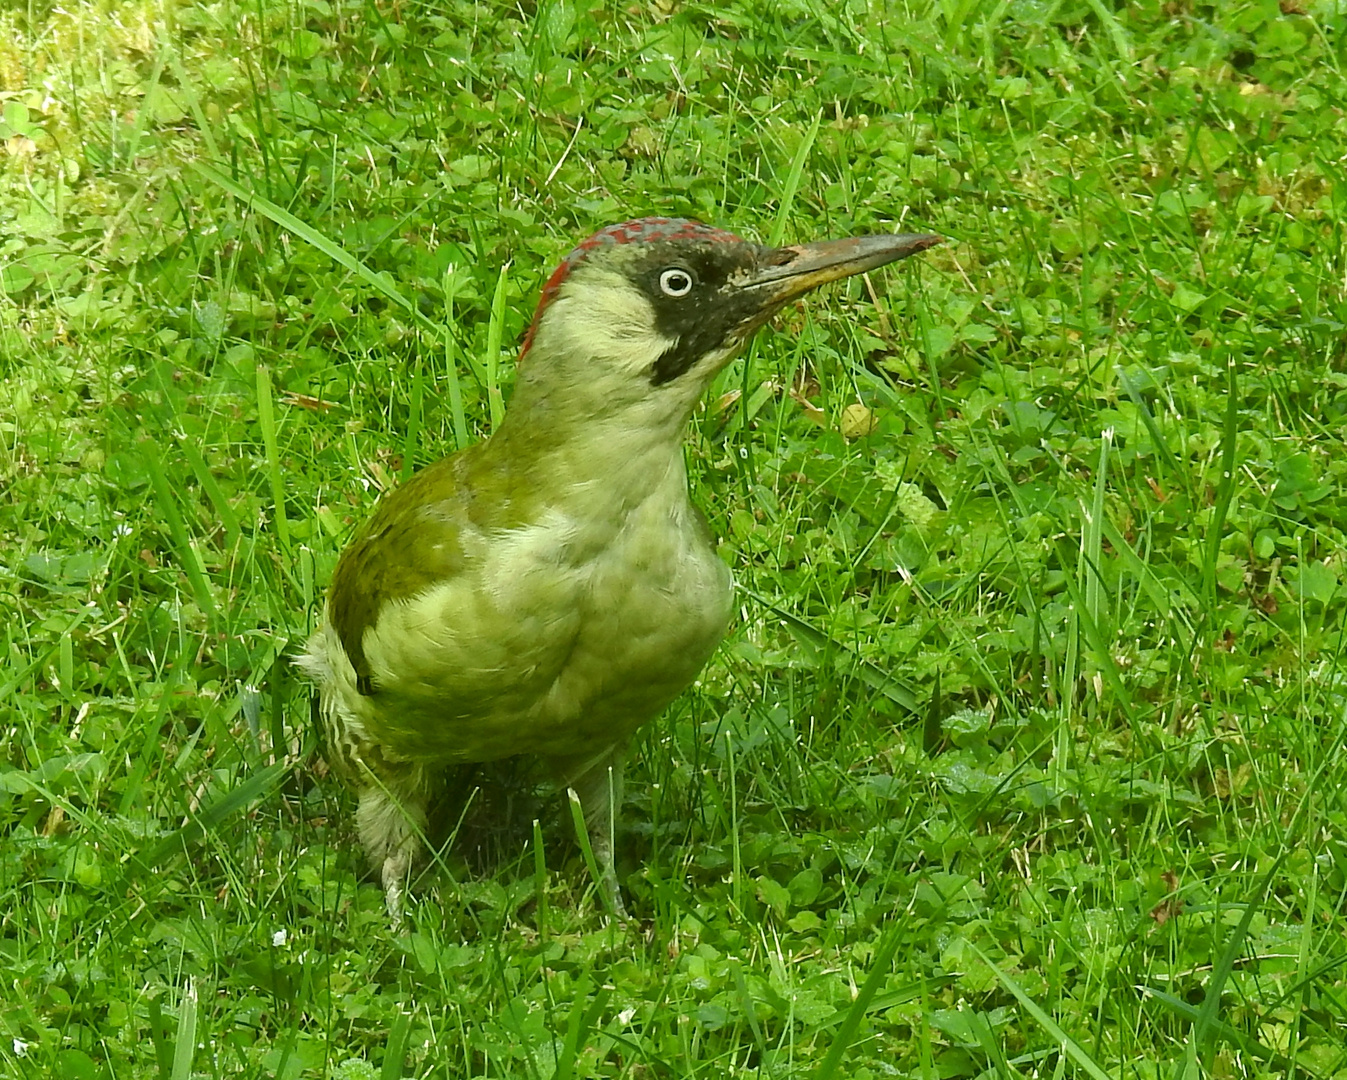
[618,1007,637,1025]
[272,928,287,947]
[13,1039,29,1057]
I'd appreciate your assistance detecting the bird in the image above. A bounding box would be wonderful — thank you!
[297,216,940,920]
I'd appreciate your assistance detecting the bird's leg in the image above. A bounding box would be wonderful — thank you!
[354,761,434,925]
[548,744,629,919]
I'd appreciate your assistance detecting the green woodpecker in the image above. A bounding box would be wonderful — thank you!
[298,217,940,918]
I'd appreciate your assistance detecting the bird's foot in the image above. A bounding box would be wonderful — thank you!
[382,852,412,930]
[600,874,629,925]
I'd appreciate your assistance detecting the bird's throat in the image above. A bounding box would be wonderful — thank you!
[486,387,699,534]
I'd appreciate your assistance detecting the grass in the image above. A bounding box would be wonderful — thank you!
[2,0,1346,1076]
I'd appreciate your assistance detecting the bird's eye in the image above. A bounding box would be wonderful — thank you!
[659,268,694,297]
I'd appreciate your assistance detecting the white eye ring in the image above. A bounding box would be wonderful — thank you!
[659,268,694,297]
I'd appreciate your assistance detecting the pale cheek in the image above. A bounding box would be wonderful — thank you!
[550,288,676,377]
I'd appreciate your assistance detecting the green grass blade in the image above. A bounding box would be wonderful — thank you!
[163,52,222,163]
[1188,856,1285,1070]
[486,262,510,431]
[181,441,242,552]
[1052,539,1138,727]
[552,968,610,1080]
[533,817,550,941]
[402,357,425,480]
[0,607,92,702]
[730,960,770,1067]
[192,162,486,387]
[442,268,470,449]
[1140,988,1320,1077]
[148,995,173,1080]
[256,364,291,555]
[1082,428,1112,648]
[566,789,616,918]
[170,978,197,1080]
[116,636,194,818]
[1116,366,1188,493]
[552,967,592,1080]
[129,761,291,881]
[741,586,919,714]
[1081,0,1133,62]
[814,976,959,1029]
[769,110,821,246]
[814,916,905,1080]
[143,446,219,626]
[968,943,1112,1080]
[1203,353,1240,607]
[381,1009,411,1080]
[1099,516,1198,619]
[726,730,742,912]
[969,1008,1026,1079]
[922,670,943,756]
[122,46,166,166]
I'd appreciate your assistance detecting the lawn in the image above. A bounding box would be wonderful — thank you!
[2,0,1346,1077]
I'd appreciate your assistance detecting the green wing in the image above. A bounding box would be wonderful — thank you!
[328,454,473,694]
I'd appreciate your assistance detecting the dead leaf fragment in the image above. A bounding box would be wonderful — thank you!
[282,391,337,412]
[713,389,742,415]
[788,388,827,427]
[5,135,37,158]
[43,805,67,837]
[1151,870,1183,925]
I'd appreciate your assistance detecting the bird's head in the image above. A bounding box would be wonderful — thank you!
[510,217,940,426]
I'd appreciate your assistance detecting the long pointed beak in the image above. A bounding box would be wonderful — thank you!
[742,232,941,306]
